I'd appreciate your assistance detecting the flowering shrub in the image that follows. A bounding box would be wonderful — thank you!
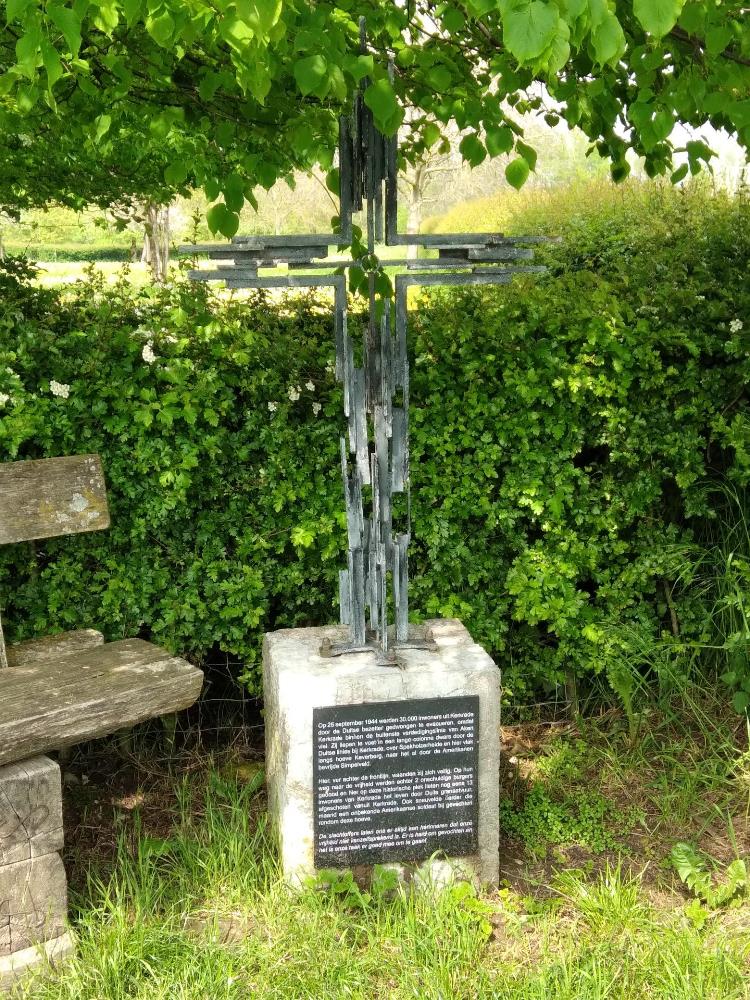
[0,185,749,700]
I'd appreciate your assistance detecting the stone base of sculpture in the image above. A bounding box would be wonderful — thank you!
[263,619,500,888]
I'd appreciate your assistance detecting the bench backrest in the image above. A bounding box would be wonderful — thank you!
[0,454,110,667]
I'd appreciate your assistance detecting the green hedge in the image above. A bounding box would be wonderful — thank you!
[1,183,749,700]
[4,245,130,262]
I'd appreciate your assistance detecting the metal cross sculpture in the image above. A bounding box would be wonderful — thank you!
[182,42,548,664]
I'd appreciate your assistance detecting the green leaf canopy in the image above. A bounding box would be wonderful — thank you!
[0,0,748,216]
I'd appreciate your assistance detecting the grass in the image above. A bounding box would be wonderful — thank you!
[29,261,167,288]
[14,697,750,1000]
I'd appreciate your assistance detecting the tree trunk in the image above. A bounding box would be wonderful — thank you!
[141,203,170,282]
[406,194,421,260]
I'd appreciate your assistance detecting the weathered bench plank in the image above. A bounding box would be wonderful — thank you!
[6,629,104,668]
[0,640,203,767]
[0,455,110,546]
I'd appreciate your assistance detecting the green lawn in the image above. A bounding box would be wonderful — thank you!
[29,261,164,288]
[17,694,750,1000]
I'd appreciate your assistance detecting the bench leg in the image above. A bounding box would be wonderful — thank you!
[0,756,71,990]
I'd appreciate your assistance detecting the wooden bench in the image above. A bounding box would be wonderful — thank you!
[0,454,203,988]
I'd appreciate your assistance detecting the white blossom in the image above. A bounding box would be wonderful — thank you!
[305,380,315,392]
[142,343,157,364]
[287,384,301,402]
[267,401,278,413]
[0,393,9,406]
[49,380,70,399]
[730,319,744,333]
[325,360,336,375]
[312,402,322,416]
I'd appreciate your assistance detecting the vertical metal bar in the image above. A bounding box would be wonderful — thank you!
[353,368,369,483]
[369,451,380,641]
[386,302,394,434]
[391,408,406,492]
[374,404,390,527]
[365,274,377,412]
[396,533,409,642]
[339,569,352,625]
[338,115,353,245]
[379,549,388,655]
[352,95,363,213]
[366,520,377,631]
[395,277,408,390]
[334,275,346,382]
[374,132,384,245]
[385,134,398,246]
[350,548,366,646]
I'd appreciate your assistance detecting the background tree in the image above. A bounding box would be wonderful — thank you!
[1,1,747,233]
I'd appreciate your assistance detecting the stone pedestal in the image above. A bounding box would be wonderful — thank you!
[0,757,72,991]
[263,619,500,888]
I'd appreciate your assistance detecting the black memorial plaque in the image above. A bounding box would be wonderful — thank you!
[313,696,479,867]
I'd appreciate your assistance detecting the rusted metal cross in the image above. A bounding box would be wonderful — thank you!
[181,47,547,664]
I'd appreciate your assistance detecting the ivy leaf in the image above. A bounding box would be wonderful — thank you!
[516,140,537,169]
[342,53,373,82]
[325,167,340,194]
[669,163,688,184]
[610,159,631,183]
[505,156,530,189]
[204,178,221,201]
[294,54,327,96]
[501,0,559,62]
[652,109,674,141]
[633,0,686,37]
[591,12,626,65]
[47,3,81,55]
[220,211,240,240]
[224,172,245,212]
[459,133,486,167]
[363,79,403,135]
[6,0,33,22]
[485,124,514,156]
[164,161,188,185]
[122,0,143,27]
[15,28,41,79]
[145,9,175,47]
[91,1,119,35]
[41,38,63,88]
[423,122,441,147]
[94,113,111,144]
[206,202,227,235]
[426,65,452,92]
[706,25,733,56]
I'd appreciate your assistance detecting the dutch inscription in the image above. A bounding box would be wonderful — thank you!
[313,696,479,866]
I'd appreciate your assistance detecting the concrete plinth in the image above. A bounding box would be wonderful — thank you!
[0,756,70,991]
[263,619,500,887]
